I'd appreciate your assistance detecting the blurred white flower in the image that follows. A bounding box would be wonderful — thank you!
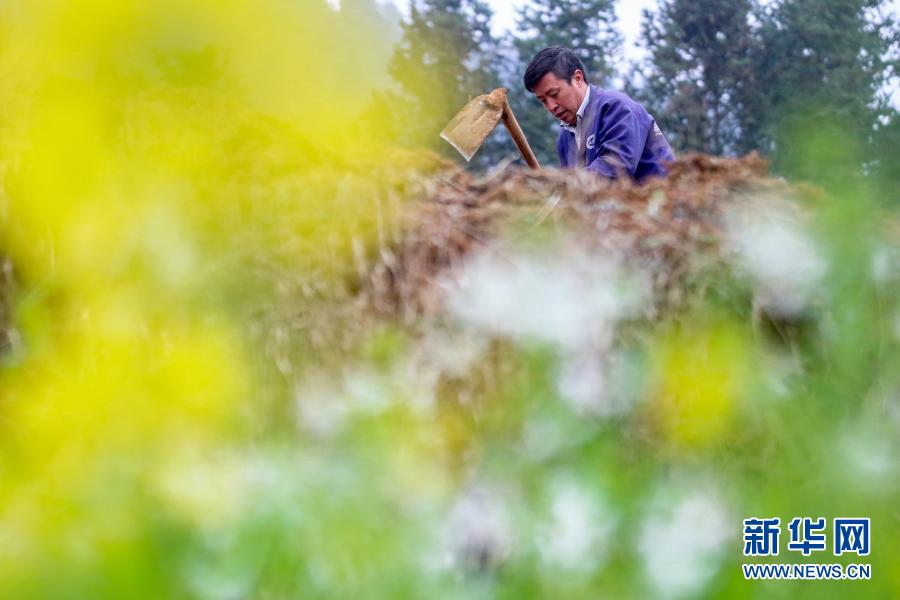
[871,244,900,285]
[178,451,311,599]
[444,485,513,571]
[416,327,488,379]
[138,197,197,289]
[556,350,643,417]
[294,377,352,437]
[394,327,490,414]
[726,205,826,317]
[343,370,392,414]
[842,429,897,484]
[187,553,256,600]
[444,244,648,352]
[153,448,302,531]
[537,477,613,574]
[294,369,393,437]
[888,391,900,429]
[520,416,571,462]
[154,450,249,530]
[638,489,732,598]
[393,358,440,415]
[556,353,607,416]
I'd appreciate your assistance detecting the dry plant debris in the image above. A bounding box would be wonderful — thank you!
[360,153,789,320]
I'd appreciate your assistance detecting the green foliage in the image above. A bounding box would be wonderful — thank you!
[634,0,896,177]
[384,0,508,167]
[742,0,895,169]
[1,1,899,597]
[635,0,755,155]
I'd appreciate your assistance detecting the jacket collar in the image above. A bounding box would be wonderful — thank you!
[560,84,593,133]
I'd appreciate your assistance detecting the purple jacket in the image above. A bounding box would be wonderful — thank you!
[557,85,674,182]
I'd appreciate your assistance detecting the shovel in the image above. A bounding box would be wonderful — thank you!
[440,88,540,169]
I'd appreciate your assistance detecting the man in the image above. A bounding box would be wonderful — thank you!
[524,46,674,182]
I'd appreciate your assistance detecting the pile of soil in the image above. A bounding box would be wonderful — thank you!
[359,153,791,320]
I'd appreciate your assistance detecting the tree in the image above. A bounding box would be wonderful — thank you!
[635,0,755,156]
[511,0,623,166]
[385,0,506,167]
[741,0,896,173]
[871,13,899,194]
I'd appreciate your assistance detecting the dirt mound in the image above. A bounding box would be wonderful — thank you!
[360,153,791,320]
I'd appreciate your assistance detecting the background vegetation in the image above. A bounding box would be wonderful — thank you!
[0,0,897,598]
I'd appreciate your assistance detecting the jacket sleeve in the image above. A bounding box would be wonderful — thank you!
[585,99,649,179]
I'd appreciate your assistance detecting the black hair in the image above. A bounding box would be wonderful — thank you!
[523,46,589,93]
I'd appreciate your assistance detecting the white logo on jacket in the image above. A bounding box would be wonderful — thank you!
[586,134,596,150]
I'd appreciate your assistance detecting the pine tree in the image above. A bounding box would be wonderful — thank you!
[511,0,623,166]
[386,0,505,167]
[741,0,895,171]
[636,0,755,155]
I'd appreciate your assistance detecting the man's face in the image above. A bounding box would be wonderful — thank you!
[532,70,587,126]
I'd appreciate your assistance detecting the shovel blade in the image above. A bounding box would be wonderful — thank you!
[440,93,505,162]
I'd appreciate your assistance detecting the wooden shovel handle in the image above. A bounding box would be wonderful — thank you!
[501,98,541,169]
